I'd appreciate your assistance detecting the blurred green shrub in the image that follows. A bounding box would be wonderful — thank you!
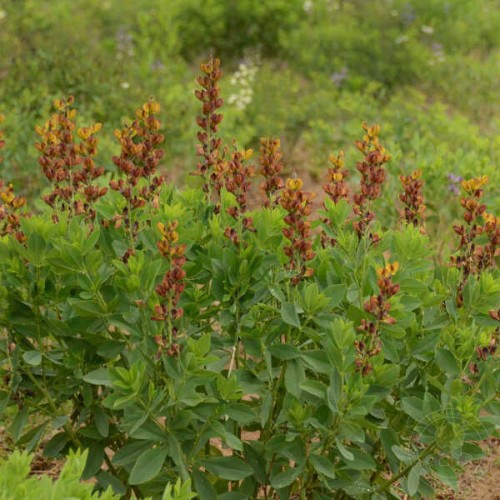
[0,0,497,207]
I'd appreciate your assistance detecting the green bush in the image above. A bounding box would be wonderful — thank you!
[0,61,498,498]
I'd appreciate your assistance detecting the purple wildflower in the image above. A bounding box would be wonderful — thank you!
[447,173,463,194]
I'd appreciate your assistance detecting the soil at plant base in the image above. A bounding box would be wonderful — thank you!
[445,438,500,500]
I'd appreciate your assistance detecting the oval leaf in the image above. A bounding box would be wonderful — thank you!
[199,456,253,481]
[129,447,168,485]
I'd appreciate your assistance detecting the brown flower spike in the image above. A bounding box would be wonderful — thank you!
[356,262,400,375]
[0,182,27,244]
[399,169,426,233]
[35,96,107,221]
[323,150,349,205]
[321,150,350,247]
[152,221,187,357]
[110,99,165,249]
[194,57,224,204]
[280,177,315,284]
[352,123,391,242]
[259,137,285,207]
[222,146,256,246]
[450,176,499,306]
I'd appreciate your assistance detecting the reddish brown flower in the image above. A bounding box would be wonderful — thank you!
[0,181,28,244]
[450,177,499,306]
[321,150,351,247]
[259,137,284,207]
[35,96,107,221]
[222,146,256,245]
[194,57,225,204]
[356,262,400,375]
[153,221,187,358]
[352,122,391,242]
[111,99,165,246]
[399,169,426,233]
[323,151,349,204]
[280,177,315,284]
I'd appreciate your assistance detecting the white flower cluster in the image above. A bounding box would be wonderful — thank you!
[116,27,135,60]
[429,42,446,64]
[303,0,313,13]
[395,34,410,45]
[228,61,258,111]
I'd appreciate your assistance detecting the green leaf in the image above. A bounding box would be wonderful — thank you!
[392,446,416,463]
[83,368,113,387]
[27,233,47,267]
[96,470,127,496]
[327,369,342,414]
[401,397,424,422]
[374,364,399,387]
[336,439,354,461]
[407,466,420,496]
[16,423,46,452]
[198,456,253,481]
[44,431,69,457]
[340,448,376,471]
[323,284,347,308]
[23,350,42,366]
[433,462,458,489]
[270,466,301,490]
[112,441,152,467]
[192,469,217,500]
[10,407,28,442]
[94,406,109,437]
[309,454,336,479]
[223,403,256,425]
[436,348,460,377]
[243,443,267,484]
[129,447,168,485]
[301,351,332,374]
[68,298,103,317]
[260,392,272,427]
[82,443,104,480]
[268,344,300,360]
[285,359,305,399]
[281,301,300,328]
[300,380,326,399]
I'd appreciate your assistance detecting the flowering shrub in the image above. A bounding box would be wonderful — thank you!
[0,59,498,499]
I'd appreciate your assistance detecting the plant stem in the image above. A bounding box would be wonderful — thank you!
[376,441,438,494]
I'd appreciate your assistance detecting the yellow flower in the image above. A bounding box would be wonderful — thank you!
[0,188,14,204]
[286,177,303,191]
[157,222,167,236]
[376,262,399,278]
[78,127,92,140]
[461,176,488,193]
[329,151,345,169]
[144,100,161,115]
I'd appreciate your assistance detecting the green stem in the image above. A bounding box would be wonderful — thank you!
[376,441,438,494]
[25,369,82,448]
